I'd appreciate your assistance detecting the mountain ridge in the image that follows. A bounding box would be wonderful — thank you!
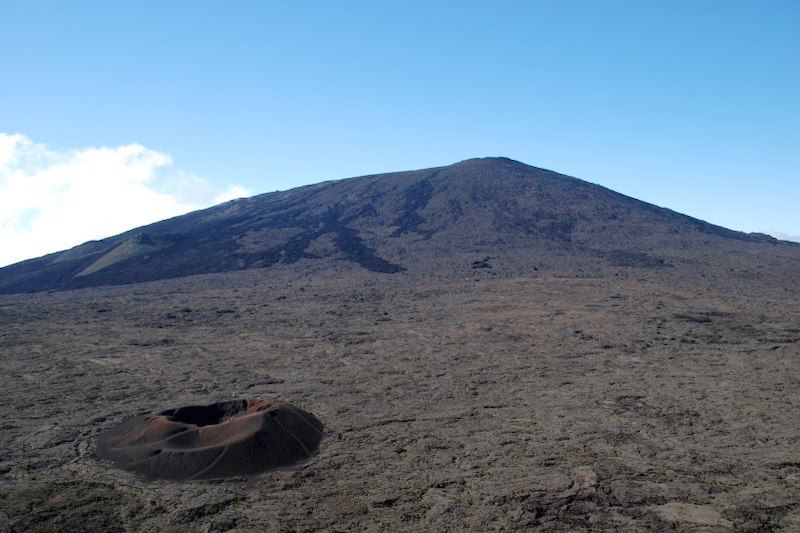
[0,157,796,294]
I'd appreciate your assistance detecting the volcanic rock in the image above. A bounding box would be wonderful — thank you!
[2,157,796,295]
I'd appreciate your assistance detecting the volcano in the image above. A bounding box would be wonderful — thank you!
[0,157,797,294]
[3,158,800,530]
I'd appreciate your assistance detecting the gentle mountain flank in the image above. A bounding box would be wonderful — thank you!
[0,157,796,294]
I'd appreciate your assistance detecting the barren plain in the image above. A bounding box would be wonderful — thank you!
[2,264,799,531]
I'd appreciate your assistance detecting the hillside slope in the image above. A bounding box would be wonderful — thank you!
[0,157,796,293]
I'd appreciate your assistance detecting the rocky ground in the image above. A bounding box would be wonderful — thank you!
[1,266,799,531]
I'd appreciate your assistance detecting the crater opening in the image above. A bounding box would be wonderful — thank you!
[159,399,274,427]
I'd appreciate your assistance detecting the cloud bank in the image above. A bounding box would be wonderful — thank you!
[765,230,800,243]
[0,133,248,267]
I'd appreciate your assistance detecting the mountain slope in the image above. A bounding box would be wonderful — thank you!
[0,157,796,294]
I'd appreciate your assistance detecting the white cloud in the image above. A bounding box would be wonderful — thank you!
[766,230,800,243]
[0,133,249,267]
[213,184,250,204]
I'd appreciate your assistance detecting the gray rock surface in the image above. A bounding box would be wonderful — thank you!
[1,266,798,530]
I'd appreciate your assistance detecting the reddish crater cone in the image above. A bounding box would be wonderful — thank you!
[96,399,324,480]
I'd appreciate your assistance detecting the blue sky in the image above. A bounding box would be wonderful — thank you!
[1,1,799,264]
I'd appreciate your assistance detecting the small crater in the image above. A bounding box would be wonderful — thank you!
[96,399,324,480]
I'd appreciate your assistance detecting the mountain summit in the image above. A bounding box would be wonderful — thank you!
[0,157,796,294]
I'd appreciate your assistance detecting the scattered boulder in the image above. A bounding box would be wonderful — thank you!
[471,257,492,269]
[96,399,323,480]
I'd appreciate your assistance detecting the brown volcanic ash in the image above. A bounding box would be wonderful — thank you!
[1,157,797,294]
[96,399,324,480]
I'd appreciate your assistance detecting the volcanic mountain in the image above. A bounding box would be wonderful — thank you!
[0,157,797,294]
